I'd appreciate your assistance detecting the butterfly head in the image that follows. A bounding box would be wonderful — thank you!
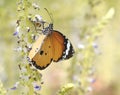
[42,23,53,35]
[41,8,54,35]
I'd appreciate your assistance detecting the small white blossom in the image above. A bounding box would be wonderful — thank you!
[78,44,85,49]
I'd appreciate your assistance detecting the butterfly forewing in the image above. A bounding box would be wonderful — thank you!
[61,36,74,59]
[52,31,74,62]
[51,31,65,62]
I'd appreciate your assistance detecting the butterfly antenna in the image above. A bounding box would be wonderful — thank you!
[44,8,54,24]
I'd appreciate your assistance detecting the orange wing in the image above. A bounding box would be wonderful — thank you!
[51,31,75,61]
[29,35,54,70]
[51,31,65,62]
[28,34,46,60]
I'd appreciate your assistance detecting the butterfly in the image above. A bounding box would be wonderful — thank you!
[28,9,75,70]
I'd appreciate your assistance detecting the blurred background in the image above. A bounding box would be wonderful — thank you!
[0,0,120,95]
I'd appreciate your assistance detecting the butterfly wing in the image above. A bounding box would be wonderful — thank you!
[29,30,75,70]
[29,34,46,60]
[29,35,54,70]
[51,31,65,62]
[52,31,75,62]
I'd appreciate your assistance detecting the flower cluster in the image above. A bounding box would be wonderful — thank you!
[12,0,46,94]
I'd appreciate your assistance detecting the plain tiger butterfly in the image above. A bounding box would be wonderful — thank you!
[28,8,75,70]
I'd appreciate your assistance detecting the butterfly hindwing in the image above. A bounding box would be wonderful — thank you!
[31,36,54,70]
[28,34,46,60]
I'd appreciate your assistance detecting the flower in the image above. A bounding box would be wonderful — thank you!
[13,26,20,36]
[78,43,85,49]
[32,82,41,91]
[10,82,20,90]
[32,3,40,10]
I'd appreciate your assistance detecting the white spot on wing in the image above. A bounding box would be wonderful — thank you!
[63,40,71,58]
[66,40,71,55]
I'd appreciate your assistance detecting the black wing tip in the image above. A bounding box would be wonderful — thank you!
[65,44,75,59]
[62,38,75,60]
